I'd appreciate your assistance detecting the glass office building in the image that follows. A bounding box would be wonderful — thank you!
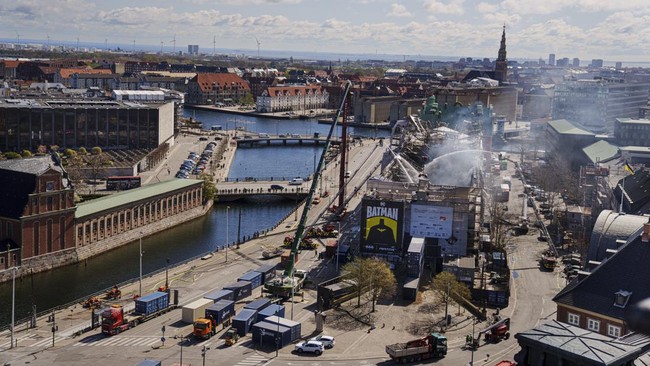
[0,100,174,151]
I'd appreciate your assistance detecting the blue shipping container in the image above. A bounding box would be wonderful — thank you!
[204,289,234,303]
[224,281,253,301]
[252,321,292,348]
[238,271,262,289]
[262,315,301,342]
[134,292,169,316]
[232,309,257,336]
[254,264,277,284]
[205,300,235,326]
[257,304,285,322]
[136,360,162,366]
[244,298,271,312]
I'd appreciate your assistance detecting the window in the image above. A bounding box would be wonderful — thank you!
[46,181,55,192]
[587,318,600,332]
[567,313,580,326]
[608,325,621,337]
[614,290,632,308]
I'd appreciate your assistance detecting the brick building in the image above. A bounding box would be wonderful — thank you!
[0,156,75,271]
[186,73,250,105]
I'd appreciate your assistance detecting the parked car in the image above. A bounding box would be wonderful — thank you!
[270,184,284,190]
[294,340,324,355]
[309,335,335,348]
[289,178,304,185]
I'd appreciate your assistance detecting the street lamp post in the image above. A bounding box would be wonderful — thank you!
[201,345,210,366]
[139,232,143,296]
[165,258,170,290]
[226,206,230,262]
[336,221,341,271]
[470,317,476,365]
[10,265,16,349]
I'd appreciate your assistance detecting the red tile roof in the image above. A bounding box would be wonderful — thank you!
[193,73,250,92]
[1,60,21,68]
[58,68,111,79]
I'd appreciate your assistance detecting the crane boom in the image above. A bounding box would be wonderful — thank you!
[283,81,352,277]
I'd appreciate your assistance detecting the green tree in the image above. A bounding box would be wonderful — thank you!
[342,257,397,312]
[200,173,216,201]
[64,148,77,158]
[91,146,102,155]
[241,92,254,106]
[4,152,22,159]
[78,147,88,155]
[21,150,32,158]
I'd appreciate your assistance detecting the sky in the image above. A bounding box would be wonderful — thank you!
[2,0,650,62]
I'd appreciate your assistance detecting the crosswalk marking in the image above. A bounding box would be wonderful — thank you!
[0,333,38,348]
[236,354,269,366]
[31,336,63,348]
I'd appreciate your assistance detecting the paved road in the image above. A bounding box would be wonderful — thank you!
[0,141,564,366]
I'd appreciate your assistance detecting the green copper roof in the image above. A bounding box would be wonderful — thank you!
[582,140,619,164]
[75,178,202,218]
[548,119,595,136]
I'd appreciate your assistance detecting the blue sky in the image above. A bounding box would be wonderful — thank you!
[2,0,649,62]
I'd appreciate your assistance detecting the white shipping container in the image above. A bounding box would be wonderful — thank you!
[181,298,214,323]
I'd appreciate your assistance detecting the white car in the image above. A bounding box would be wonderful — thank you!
[309,335,335,348]
[294,340,324,355]
[288,177,304,185]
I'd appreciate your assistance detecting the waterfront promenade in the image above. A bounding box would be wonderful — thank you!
[0,132,385,360]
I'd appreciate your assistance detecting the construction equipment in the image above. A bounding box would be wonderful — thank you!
[540,255,557,270]
[470,317,511,348]
[261,246,283,259]
[264,81,352,299]
[385,332,448,363]
[224,327,239,346]
[104,285,122,300]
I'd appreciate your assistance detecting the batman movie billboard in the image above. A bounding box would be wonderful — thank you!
[360,199,404,255]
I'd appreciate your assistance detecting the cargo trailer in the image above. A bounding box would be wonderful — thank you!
[252,321,292,348]
[232,309,257,336]
[204,289,234,303]
[224,281,253,301]
[205,300,236,326]
[182,298,214,324]
[238,271,263,289]
[262,315,301,342]
[135,292,169,316]
[254,264,277,284]
[244,298,271,313]
[257,304,285,322]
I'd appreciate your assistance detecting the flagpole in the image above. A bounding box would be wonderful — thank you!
[620,177,624,213]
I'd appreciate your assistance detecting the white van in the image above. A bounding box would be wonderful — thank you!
[259,133,269,138]
[289,177,304,185]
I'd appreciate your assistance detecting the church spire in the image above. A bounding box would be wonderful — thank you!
[495,24,508,83]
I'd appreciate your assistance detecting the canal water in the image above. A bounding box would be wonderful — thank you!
[0,111,390,327]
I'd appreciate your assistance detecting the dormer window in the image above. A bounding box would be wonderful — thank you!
[614,290,632,308]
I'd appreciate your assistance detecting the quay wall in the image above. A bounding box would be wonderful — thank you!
[0,200,213,283]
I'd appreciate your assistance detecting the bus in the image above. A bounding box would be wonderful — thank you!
[106,176,142,191]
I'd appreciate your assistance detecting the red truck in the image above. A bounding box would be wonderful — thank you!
[101,291,175,336]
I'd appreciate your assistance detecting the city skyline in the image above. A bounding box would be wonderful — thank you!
[1,0,650,62]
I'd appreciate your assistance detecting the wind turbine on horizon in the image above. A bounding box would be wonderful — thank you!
[171,34,176,53]
[14,31,20,45]
[255,37,261,58]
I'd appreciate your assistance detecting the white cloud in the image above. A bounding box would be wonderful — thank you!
[423,0,465,15]
[388,4,412,17]
[477,2,498,13]
[214,0,302,4]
